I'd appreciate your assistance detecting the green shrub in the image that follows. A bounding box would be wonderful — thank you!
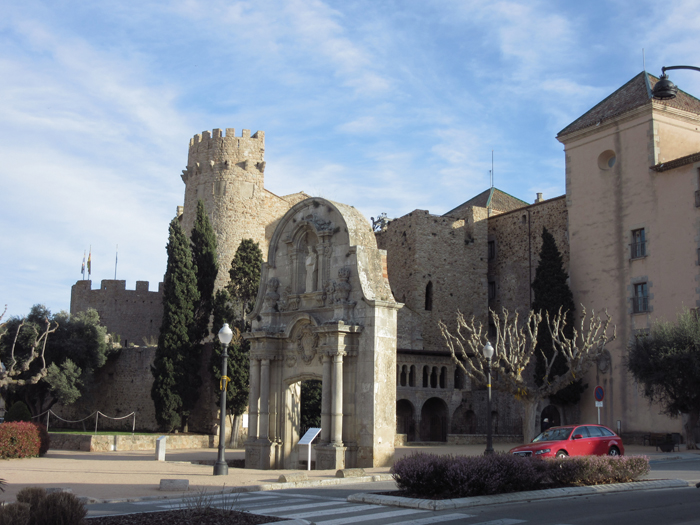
[0,422,41,458]
[16,486,46,508]
[392,453,651,498]
[31,491,87,525]
[5,401,32,422]
[0,501,30,525]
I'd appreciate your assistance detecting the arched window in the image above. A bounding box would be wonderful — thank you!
[409,365,416,387]
[425,281,433,311]
[439,367,446,389]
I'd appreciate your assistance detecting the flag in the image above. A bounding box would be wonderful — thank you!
[81,251,86,277]
[87,249,92,276]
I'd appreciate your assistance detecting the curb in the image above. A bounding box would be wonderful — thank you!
[85,474,394,505]
[347,479,695,511]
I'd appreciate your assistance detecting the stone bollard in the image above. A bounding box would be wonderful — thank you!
[278,472,309,483]
[156,436,166,461]
[336,468,366,478]
[160,479,189,491]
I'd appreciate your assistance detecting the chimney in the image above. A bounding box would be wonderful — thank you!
[535,193,543,203]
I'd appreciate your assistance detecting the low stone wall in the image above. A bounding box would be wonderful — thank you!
[447,434,523,445]
[49,433,216,452]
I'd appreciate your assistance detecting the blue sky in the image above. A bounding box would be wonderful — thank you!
[2,0,700,320]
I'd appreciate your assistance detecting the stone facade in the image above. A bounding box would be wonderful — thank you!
[243,197,399,470]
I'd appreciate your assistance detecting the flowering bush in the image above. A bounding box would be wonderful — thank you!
[392,453,650,499]
[0,422,50,459]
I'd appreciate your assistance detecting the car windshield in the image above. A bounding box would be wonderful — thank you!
[532,427,574,442]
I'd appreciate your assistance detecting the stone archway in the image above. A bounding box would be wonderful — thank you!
[541,405,561,432]
[244,197,400,470]
[397,399,416,441]
[451,403,477,434]
[420,397,448,442]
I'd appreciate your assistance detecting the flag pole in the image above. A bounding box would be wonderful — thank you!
[115,245,118,280]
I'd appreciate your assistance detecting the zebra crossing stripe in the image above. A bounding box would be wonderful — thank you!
[280,504,379,519]
[311,508,429,524]
[152,494,279,509]
[249,500,345,514]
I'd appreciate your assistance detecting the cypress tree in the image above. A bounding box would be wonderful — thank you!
[211,239,262,446]
[151,218,200,431]
[190,200,218,344]
[531,227,584,405]
[227,239,263,319]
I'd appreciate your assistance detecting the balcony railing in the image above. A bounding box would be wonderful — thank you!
[632,296,649,313]
[630,241,646,259]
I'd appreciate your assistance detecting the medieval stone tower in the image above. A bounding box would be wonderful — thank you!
[180,128,307,290]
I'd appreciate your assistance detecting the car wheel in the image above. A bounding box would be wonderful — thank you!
[556,450,568,458]
[608,446,620,456]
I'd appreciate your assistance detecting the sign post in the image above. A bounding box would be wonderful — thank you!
[594,386,605,425]
[298,428,322,471]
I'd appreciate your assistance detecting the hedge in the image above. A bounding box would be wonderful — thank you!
[0,422,51,459]
[392,453,650,499]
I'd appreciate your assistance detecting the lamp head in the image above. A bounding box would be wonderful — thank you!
[652,73,678,100]
[218,323,233,345]
[482,341,494,360]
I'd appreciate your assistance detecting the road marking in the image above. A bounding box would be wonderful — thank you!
[248,500,345,514]
[152,494,279,509]
[310,508,428,524]
[469,520,527,525]
[280,504,377,519]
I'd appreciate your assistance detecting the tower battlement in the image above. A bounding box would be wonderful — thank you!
[187,128,265,169]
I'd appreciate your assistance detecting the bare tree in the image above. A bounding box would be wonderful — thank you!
[0,306,58,389]
[439,306,615,443]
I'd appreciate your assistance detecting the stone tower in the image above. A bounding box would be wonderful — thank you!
[180,128,306,290]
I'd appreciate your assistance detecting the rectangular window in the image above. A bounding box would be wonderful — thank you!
[631,229,646,259]
[632,282,649,313]
[488,241,496,260]
[488,281,496,300]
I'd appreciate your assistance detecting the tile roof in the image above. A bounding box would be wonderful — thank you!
[650,151,700,172]
[444,188,529,217]
[558,72,700,138]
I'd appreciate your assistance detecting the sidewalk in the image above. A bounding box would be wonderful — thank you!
[1,443,698,504]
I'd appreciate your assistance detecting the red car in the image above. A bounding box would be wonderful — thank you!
[509,424,624,458]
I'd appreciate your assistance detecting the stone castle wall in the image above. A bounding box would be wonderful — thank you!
[53,345,159,431]
[70,280,163,346]
[376,206,489,353]
[487,196,569,316]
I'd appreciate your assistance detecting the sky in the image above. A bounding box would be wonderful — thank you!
[2,0,700,320]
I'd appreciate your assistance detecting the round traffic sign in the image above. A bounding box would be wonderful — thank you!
[594,386,605,401]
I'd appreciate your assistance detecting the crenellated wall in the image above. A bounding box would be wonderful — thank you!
[70,280,163,346]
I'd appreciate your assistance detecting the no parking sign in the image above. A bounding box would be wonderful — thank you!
[594,386,605,402]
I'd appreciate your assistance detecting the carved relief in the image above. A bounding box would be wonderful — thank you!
[323,280,336,306]
[303,214,333,232]
[294,324,319,364]
[334,267,352,304]
[263,277,280,313]
[278,285,299,312]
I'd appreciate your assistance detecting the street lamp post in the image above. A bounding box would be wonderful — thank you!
[213,323,233,476]
[652,65,700,100]
[483,341,495,455]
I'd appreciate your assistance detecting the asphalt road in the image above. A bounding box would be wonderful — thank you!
[86,457,700,524]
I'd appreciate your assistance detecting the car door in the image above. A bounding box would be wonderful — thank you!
[584,425,606,455]
[569,425,593,455]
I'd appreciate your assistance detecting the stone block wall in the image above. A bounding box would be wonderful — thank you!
[487,196,569,316]
[70,280,163,347]
[376,206,489,353]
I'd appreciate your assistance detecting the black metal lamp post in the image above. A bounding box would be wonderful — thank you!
[213,323,233,476]
[652,65,700,100]
[483,341,495,455]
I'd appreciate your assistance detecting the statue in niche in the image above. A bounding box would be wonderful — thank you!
[263,277,280,313]
[305,246,317,293]
[333,267,352,304]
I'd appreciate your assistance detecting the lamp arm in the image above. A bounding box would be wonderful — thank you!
[662,65,700,75]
